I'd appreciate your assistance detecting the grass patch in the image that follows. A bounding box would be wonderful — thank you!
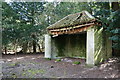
[22,72,26,76]
[37,69,45,74]
[9,63,16,66]
[73,61,81,65]
[55,59,61,62]
[12,73,17,78]
[9,62,20,66]
[27,69,45,75]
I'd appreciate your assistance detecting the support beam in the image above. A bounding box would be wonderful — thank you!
[45,34,51,58]
[86,28,94,66]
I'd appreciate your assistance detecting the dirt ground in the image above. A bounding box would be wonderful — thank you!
[1,54,120,78]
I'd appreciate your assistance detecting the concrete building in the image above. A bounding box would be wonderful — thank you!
[45,11,112,66]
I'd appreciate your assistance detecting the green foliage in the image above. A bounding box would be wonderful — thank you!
[73,61,81,65]
[107,9,120,50]
[2,2,120,53]
[90,2,120,51]
[2,2,46,51]
[110,29,120,34]
[2,2,91,52]
[109,35,120,42]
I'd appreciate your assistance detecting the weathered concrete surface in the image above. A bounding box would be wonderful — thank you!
[105,33,112,59]
[86,28,94,66]
[45,34,51,58]
[51,34,86,58]
[45,26,112,65]
[94,27,112,64]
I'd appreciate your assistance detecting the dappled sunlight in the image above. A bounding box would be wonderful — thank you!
[99,63,110,69]
[98,27,103,34]
[94,46,103,64]
[2,54,120,78]
[6,59,12,62]
[25,56,31,58]
[3,54,44,62]
[6,57,25,62]
[108,59,117,63]
[111,74,116,78]
[16,57,24,60]
[32,58,35,60]
[2,1,120,78]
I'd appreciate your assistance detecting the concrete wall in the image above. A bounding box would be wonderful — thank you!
[94,27,112,64]
[45,26,112,65]
[51,33,86,58]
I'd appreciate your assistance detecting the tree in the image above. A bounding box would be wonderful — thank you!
[2,2,119,55]
[2,2,18,54]
[110,2,120,56]
[9,2,45,53]
[89,2,120,56]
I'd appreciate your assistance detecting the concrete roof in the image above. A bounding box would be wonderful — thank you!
[47,11,96,30]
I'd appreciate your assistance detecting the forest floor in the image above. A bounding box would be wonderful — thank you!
[1,54,120,78]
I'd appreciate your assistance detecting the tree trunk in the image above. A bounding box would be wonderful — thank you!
[38,44,42,53]
[31,3,36,53]
[111,2,120,56]
[112,2,119,11]
[33,40,36,53]
[22,42,28,53]
[4,46,7,54]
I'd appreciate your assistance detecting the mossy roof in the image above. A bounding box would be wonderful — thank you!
[47,11,96,30]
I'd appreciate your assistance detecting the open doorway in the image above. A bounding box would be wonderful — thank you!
[52,32,87,58]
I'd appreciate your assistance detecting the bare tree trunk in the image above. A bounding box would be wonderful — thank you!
[22,42,28,53]
[33,40,36,53]
[111,2,120,56]
[112,2,119,11]
[37,44,42,53]
[4,46,7,54]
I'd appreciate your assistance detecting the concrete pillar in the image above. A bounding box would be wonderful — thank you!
[45,34,51,58]
[51,39,58,59]
[86,28,94,66]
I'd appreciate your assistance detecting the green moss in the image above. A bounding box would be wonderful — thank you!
[73,61,81,65]
[27,69,45,75]
[9,63,16,66]
[45,58,51,60]
[37,69,45,74]
[94,27,104,64]
[12,73,17,78]
[94,26,111,65]
[22,72,26,76]
[53,33,86,58]
[55,59,61,62]
[47,11,95,29]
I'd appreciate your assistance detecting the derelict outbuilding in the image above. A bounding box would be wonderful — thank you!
[45,11,112,66]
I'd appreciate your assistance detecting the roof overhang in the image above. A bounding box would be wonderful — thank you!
[47,11,101,36]
[48,21,101,37]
